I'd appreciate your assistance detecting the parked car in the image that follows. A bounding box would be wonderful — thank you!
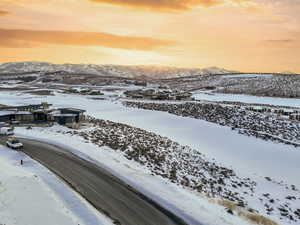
[0,127,14,135]
[6,138,23,150]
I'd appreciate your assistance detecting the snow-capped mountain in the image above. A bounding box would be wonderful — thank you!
[0,62,237,79]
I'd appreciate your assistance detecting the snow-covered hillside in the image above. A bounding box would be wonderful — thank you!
[0,62,236,79]
[193,92,300,107]
[160,73,300,98]
[0,91,299,225]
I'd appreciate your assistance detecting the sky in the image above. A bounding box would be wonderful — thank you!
[0,0,299,72]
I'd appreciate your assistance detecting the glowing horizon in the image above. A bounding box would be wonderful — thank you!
[0,0,299,73]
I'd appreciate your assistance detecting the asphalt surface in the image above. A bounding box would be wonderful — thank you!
[0,137,189,225]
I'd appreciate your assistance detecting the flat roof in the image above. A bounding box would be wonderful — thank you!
[0,111,16,116]
[15,111,32,115]
[0,110,34,116]
[53,113,77,117]
[59,108,86,113]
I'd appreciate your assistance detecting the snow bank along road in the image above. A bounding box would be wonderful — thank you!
[0,137,190,225]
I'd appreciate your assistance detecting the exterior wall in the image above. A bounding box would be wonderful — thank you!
[54,116,76,125]
[0,115,12,122]
[59,109,85,123]
[15,114,34,122]
[65,117,76,124]
[33,112,48,121]
[0,115,15,122]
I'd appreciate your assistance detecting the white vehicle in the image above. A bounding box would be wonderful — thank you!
[6,138,23,150]
[0,127,14,135]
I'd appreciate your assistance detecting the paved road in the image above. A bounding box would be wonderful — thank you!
[0,137,188,225]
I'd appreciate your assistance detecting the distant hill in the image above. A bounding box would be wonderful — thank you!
[0,62,238,79]
[281,71,297,75]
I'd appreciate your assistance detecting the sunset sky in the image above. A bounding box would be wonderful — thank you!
[0,0,299,72]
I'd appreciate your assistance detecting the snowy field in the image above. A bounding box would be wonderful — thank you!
[0,145,113,225]
[1,91,300,224]
[193,92,300,108]
[222,74,274,79]
[0,91,299,186]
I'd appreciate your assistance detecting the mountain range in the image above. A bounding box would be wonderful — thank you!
[0,62,237,79]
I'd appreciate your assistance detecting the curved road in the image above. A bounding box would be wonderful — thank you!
[0,137,189,225]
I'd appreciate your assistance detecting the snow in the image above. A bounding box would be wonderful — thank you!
[0,91,299,224]
[16,111,32,115]
[0,111,16,116]
[193,92,300,108]
[0,144,113,225]
[0,91,298,186]
[14,126,253,225]
[0,62,235,79]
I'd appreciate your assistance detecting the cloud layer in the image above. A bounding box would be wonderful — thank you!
[90,0,251,11]
[0,28,174,50]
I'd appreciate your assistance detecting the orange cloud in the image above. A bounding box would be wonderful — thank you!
[0,10,10,15]
[0,0,256,12]
[0,28,175,50]
[90,0,255,11]
[263,38,300,48]
[90,0,241,11]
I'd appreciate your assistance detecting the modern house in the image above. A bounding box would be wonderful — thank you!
[0,103,86,128]
[58,108,86,123]
[246,106,268,113]
[124,89,193,101]
[53,114,77,125]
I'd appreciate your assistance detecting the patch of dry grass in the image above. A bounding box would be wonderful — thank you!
[215,199,280,225]
[217,200,238,211]
[240,211,279,225]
